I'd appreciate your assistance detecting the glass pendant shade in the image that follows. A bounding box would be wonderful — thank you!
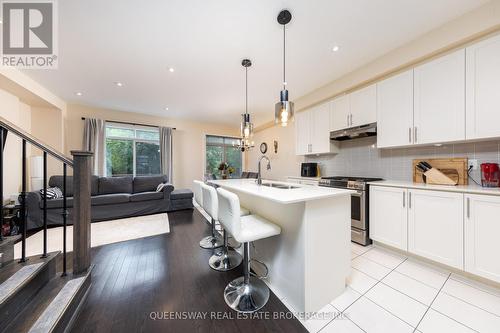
[274,89,294,127]
[240,113,254,139]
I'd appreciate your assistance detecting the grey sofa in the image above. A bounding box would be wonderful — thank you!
[24,175,193,231]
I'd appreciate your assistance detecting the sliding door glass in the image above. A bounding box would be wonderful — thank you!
[106,139,133,176]
[205,135,242,179]
[105,123,160,177]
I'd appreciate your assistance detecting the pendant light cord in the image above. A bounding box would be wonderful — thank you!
[283,24,286,90]
[245,66,248,115]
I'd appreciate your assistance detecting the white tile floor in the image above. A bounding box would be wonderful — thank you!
[286,243,500,333]
[195,204,500,332]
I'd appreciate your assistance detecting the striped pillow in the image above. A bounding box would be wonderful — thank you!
[39,187,63,199]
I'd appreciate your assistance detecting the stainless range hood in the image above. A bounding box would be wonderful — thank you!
[330,122,377,141]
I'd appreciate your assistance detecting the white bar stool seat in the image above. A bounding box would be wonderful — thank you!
[201,183,242,271]
[217,187,281,313]
[194,180,223,249]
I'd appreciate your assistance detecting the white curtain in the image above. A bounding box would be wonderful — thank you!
[83,118,105,176]
[159,126,173,183]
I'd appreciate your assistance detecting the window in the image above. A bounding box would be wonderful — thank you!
[205,135,242,179]
[105,123,160,177]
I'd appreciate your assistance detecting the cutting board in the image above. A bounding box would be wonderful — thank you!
[412,158,468,185]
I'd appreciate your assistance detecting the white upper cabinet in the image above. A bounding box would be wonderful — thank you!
[310,102,332,154]
[330,95,350,132]
[295,110,311,155]
[295,103,338,156]
[465,194,500,283]
[413,49,466,145]
[369,186,408,250]
[466,34,500,140]
[408,189,464,269]
[350,84,377,127]
[376,70,414,148]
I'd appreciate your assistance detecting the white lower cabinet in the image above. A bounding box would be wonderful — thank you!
[465,194,500,283]
[408,189,464,269]
[369,186,408,251]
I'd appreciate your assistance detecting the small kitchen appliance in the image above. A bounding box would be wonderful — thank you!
[319,176,382,246]
[480,163,500,187]
[301,163,318,178]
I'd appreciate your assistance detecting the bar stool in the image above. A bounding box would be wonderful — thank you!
[200,183,243,271]
[217,187,281,313]
[194,180,223,249]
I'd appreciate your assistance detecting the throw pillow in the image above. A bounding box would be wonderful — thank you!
[40,187,63,199]
[156,183,167,192]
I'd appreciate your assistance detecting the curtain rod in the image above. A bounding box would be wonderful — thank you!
[81,117,176,130]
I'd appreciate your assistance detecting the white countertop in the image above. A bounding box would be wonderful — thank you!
[208,179,354,204]
[369,180,500,196]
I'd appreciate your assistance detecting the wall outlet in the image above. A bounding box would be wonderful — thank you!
[468,159,478,170]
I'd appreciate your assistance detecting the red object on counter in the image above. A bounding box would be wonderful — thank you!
[480,163,500,187]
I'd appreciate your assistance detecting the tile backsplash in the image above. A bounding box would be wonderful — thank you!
[306,137,500,182]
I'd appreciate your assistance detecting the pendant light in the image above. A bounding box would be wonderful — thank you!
[234,59,255,152]
[275,9,294,127]
[241,59,254,139]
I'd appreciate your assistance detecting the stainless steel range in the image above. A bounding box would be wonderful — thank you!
[319,176,382,246]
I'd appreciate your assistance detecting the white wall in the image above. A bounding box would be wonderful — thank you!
[0,88,32,202]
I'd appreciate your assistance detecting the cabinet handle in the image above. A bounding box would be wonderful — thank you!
[350,114,353,126]
[414,127,418,143]
[409,192,412,209]
[346,115,349,127]
[408,128,412,143]
[403,191,406,208]
[467,197,470,218]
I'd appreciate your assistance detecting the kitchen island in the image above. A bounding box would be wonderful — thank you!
[208,179,353,313]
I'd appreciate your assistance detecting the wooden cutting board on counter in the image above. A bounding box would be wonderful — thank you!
[412,158,468,185]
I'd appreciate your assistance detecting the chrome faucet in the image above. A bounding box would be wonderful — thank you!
[257,155,271,185]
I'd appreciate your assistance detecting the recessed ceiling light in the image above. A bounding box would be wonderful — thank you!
[332,45,340,52]
[114,81,123,87]
[165,107,169,111]
[75,92,83,96]
[168,67,175,73]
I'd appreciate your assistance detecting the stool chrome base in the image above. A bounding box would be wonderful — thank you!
[209,249,242,271]
[199,235,223,249]
[224,276,269,313]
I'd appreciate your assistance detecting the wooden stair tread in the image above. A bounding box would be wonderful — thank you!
[0,263,44,304]
[0,235,21,250]
[28,276,87,333]
[0,252,59,285]
[3,270,90,333]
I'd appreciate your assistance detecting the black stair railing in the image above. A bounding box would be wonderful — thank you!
[0,116,91,277]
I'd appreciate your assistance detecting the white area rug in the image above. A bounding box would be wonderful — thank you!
[14,213,170,259]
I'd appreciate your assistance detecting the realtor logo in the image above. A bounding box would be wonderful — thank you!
[1,0,58,68]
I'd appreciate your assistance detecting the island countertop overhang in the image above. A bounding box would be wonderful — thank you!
[208,179,354,204]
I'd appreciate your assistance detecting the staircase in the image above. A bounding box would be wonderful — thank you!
[0,117,94,332]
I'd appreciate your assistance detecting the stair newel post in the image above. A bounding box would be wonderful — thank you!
[0,127,3,242]
[71,150,93,275]
[62,162,68,276]
[41,151,48,258]
[20,139,27,262]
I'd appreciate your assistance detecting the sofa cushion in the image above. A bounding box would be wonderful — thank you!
[133,175,168,193]
[40,197,74,209]
[130,191,164,202]
[49,175,99,196]
[171,189,194,200]
[91,193,130,206]
[98,176,133,195]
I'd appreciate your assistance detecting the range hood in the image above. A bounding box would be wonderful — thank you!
[330,122,377,141]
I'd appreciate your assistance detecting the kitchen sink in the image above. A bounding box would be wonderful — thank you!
[260,183,299,189]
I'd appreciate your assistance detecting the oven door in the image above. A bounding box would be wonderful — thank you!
[351,191,366,230]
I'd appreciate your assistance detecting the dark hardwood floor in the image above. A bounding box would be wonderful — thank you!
[70,209,307,333]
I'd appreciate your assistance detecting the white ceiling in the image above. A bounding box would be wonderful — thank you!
[24,0,488,126]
